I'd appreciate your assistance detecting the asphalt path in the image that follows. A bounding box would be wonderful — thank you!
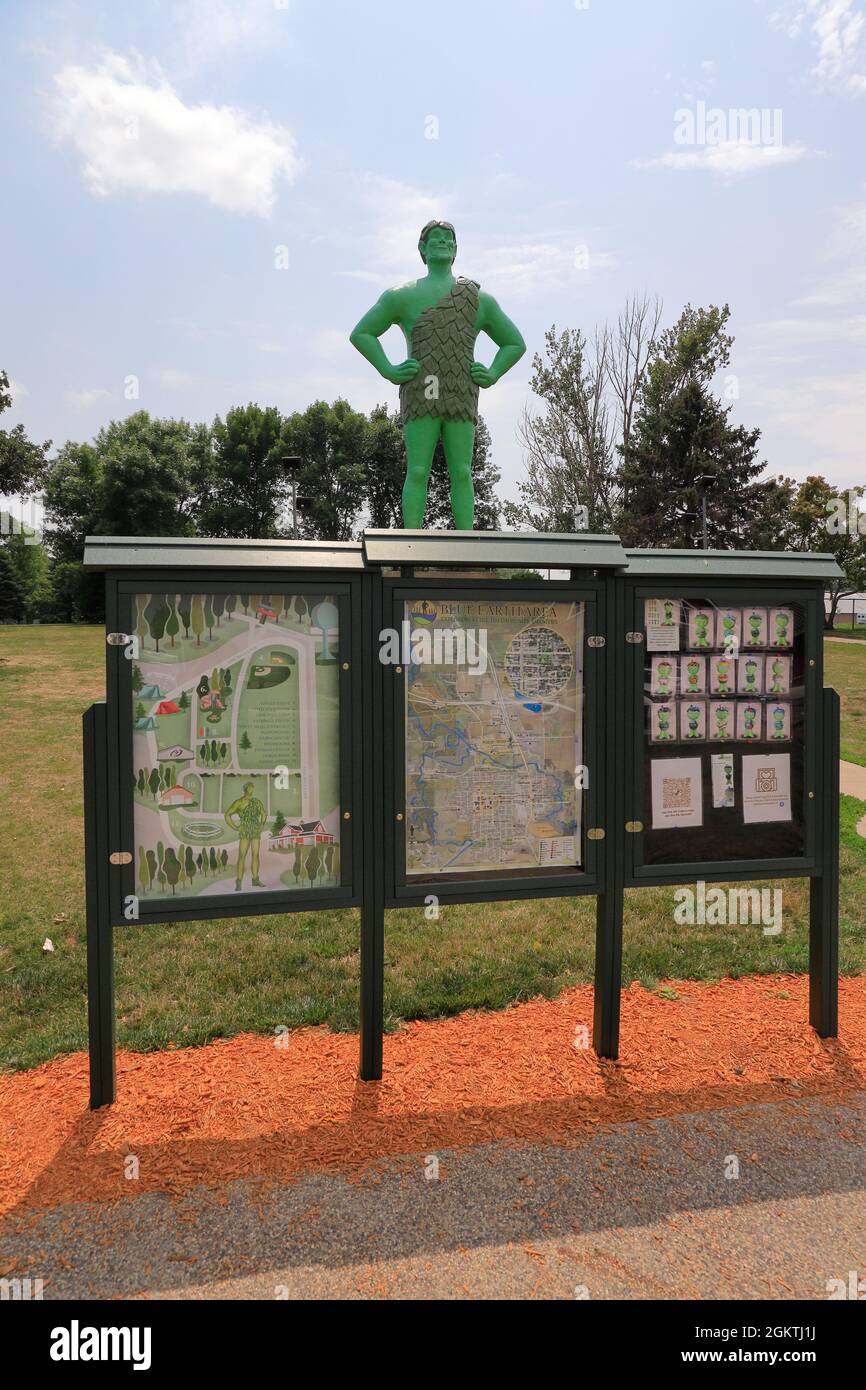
[2,1092,863,1300]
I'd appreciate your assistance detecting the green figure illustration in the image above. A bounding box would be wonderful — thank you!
[743,658,758,692]
[657,659,673,693]
[662,600,675,626]
[693,612,710,647]
[747,613,763,646]
[656,706,673,740]
[721,613,737,644]
[774,612,790,646]
[714,706,730,738]
[686,658,701,691]
[224,782,267,890]
[349,220,526,529]
[770,658,785,693]
[715,657,731,693]
[771,705,787,739]
[743,705,758,740]
[685,704,702,738]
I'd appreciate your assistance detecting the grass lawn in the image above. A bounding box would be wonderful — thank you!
[824,640,866,765]
[829,620,866,640]
[1,624,864,1072]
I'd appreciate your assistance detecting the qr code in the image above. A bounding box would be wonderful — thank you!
[662,777,691,809]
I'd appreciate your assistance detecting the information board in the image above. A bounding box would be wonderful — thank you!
[130,590,341,899]
[403,598,584,878]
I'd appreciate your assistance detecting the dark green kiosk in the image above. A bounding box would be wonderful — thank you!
[82,532,841,1107]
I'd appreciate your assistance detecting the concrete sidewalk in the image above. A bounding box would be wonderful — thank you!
[3,1092,863,1300]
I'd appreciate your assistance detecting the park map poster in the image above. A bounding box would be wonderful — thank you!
[130,592,341,900]
[404,599,584,876]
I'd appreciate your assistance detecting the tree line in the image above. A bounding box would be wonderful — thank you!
[2,297,864,628]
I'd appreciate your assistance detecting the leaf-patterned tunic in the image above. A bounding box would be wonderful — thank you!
[399,277,480,425]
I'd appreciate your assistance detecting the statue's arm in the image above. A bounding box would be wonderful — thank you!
[471,292,526,388]
[349,291,419,385]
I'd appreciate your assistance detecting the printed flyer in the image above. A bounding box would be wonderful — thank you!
[741,753,792,824]
[651,756,704,829]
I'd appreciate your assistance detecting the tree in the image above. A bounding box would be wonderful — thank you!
[273,810,287,835]
[190,594,204,646]
[165,596,179,648]
[292,843,302,883]
[0,525,50,621]
[618,304,764,548]
[40,441,106,622]
[306,845,320,886]
[148,767,160,799]
[0,369,51,496]
[240,731,252,751]
[0,547,26,620]
[96,412,204,537]
[164,848,181,895]
[280,399,368,540]
[506,298,661,533]
[619,380,764,548]
[138,846,151,894]
[194,404,288,538]
[788,477,866,627]
[177,593,192,639]
[145,594,171,651]
[40,412,205,623]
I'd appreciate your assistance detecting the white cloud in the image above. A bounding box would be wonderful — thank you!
[768,0,866,93]
[793,193,866,304]
[171,0,293,72]
[65,386,111,409]
[636,140,811,177]
[329,172,613,297]
[6,379,30,404]
[475,240,615,296]
[50,51,303,217]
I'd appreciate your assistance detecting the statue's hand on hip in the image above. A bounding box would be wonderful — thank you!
[385,358,420,385]
[470,362,496,388]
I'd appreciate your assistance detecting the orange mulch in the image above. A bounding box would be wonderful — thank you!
[1,974,865,1221]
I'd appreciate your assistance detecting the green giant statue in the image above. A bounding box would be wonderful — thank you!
[349,220,526,530]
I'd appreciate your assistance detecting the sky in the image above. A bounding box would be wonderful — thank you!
[2,0,866,518]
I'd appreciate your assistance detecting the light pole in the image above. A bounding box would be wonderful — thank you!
[283,455,303,539]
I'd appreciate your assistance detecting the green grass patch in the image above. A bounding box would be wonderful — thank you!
[825,639,866,765]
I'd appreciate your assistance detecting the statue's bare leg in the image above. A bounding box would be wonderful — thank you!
[402,417,441,528]
[442,420,475,530]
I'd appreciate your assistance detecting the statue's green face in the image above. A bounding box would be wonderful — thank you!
[421,225,457,266]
